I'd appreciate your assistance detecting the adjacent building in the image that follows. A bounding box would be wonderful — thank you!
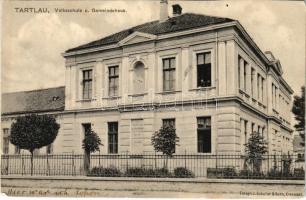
[2,1,294,155]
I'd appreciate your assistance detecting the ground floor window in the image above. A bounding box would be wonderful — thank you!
[162,118,175,128]
[108,122,118,154]
[197,117,211,153]
[2,128,9,154]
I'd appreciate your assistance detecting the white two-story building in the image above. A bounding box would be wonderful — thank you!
[2,1,294,155]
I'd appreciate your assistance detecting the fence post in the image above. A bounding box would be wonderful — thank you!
[72,151,75,176]
[46,153,49,176]
[99,150,101,166]
[154,151,157,169]
[126,151,129,172]
[215,154,218,169]
[184,150,186,169]
[6,155,9,175]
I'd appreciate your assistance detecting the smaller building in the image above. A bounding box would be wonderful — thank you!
[1,87,65,155]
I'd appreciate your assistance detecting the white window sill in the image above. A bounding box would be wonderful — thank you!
[156,90,182,95]
[189,86,216,91]
[128,93,148,97]
[102,96,121,100]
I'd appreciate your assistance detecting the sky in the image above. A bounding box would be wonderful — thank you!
[1,0,305,97]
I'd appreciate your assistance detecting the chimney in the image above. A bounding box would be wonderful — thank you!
[172,4,182,17]
[160,0,168,22]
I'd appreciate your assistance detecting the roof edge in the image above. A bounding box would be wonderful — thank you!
[2,86,65,95]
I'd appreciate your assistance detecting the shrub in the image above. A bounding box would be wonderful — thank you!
[125,167,171,177]
[154,168,171,177]
[125,167,154,177]
[174,167,194,178]
[89,166,121,177]
[207,167,237,178]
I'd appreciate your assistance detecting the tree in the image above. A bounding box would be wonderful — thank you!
[244,131,268,174]
[82,128,102,173]
[292,86,305,146]
[151,125,179,168]
[10,114,60,175]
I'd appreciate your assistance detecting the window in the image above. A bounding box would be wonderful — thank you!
[272,83,275,108]
[15,146,20,154]
[251,68,255,97]
[108,66,119,96]
[197,117,211,153]
[108,122,118,154]
[197,52,211,87]
[162,119,176,152]
[163,57,176,91]
[272,83,277,109]
[243,62,247,91]
[251,123,255,133]
[274,86,278,109]
[261,77,264,102]
[82,123,91,154]
[238,57,241,89]
[162,118,175,128]
[2,128,9,154]
[82,69,92,99]
[257,74,260,100]
[244,120,248,145]
[83,123,91,134]
[46,144,53,154]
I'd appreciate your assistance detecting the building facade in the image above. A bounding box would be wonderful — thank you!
[2,2,294,155]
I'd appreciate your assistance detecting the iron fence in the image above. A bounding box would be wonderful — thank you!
[1,153,305,179]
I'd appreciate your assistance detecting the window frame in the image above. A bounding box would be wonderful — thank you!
[108,122,118,154]
[82,69,93,100]
[2,128,10,154]
[108,65,119,97]
[162,118,176,153]
[197,117,212,153]
[196,52,212,88]
[162,57,176,91]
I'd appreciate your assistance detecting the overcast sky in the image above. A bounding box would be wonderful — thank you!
[2,0,305,97]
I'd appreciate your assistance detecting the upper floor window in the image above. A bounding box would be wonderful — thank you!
[82,69,92,99]
[197,117,211,153]
[251,68,255,97]
[197,52,211,87]
[133,61,145,94]
[257,74,260,99]
[108,122,118,154]
[163,57,176,91]
[2,128,9,154]
[243,62,247,91]
[261,77,264,102]
[108,66,119,96]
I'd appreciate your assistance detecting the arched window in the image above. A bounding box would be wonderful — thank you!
[133,61,145,94]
